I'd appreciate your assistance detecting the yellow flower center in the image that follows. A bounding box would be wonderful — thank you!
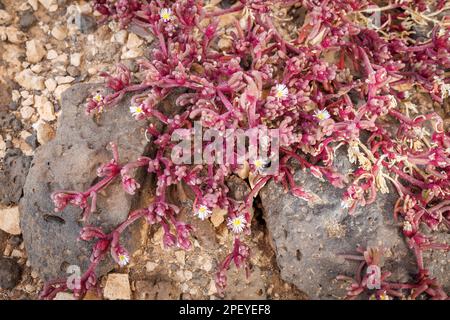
[254,159,263,168]
[161,12,171,21]
[93,94,103,102]
[233,219,242,227]
[316,112,327,120]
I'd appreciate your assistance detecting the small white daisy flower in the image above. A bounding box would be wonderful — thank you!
[253,158,269,174]
[195,205,212,220]
[93,93,103,103]
[314,108,331,121]
[274,84,289,100]
[118,253,129,267]
[160,8,173,22]
[227,215,247,234]
[130,104,145,118]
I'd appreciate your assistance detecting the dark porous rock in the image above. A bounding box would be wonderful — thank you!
[226,175,250,202]
[25,131,38,150]
[260,159,417,299]
[19,10,37,31]
[0,81,12,107]
[20,83,151,281]
[75,13,96,34]
[0,257,22,289]
[0,148,32,205]
[67,66,80,78]
[0,111,22,133]
[134,278,181,300]
[422,231,450,292]
[0,229,7,254]
[219,0,238,9]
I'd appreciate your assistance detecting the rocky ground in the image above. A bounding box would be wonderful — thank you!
[0,0,448,301]
[0,0,306,300]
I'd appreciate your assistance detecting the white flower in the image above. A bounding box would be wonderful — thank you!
[118,253,129,267]
[403,221,413,233]
[160,8,173,22]
[130,104,145,118]
[314,108,331,121]
[93,93,103,103]
[274,84,289,100]
[253,158,269,174]
[195,205,212,220]
[227,215,247,234]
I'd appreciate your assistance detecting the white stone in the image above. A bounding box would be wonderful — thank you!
[0,207,21,235]
[0,10,11,25]
[113,30,128,44]
[19,131,32,141]
[54,53,68,65]
[210,207,226,227]
[51,25,67,41]
[12,90,21,102]
[174,251,186,266]
[38,0,57,11]
[0,136,6,158]
[46,49,58,60]
[15,69,45,91]
[70,53,82,67]
[6,27,26,44]
[28,0,39,11]
[11,249,23,258]
[34,95,55,121]
[126,33,143,49]
[55,76,75,85]
[30,64,43,74]
[103,274,131,300]
[44,78,57,92]
[207,280,217,295]
[54,292,75,300]
[53,84,70,101]
[26,40,47,63]
[121,48,143,60]
[21,96,34,107]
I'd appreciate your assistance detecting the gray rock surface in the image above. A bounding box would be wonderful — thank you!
[0,111,22,132]
[260,159,417,299]
[422,231,450,292]
[0,257,22,289]
[0,148,32,205]
[20,83,150,281]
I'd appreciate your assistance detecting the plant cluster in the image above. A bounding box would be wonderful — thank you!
[41,0,450,300]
